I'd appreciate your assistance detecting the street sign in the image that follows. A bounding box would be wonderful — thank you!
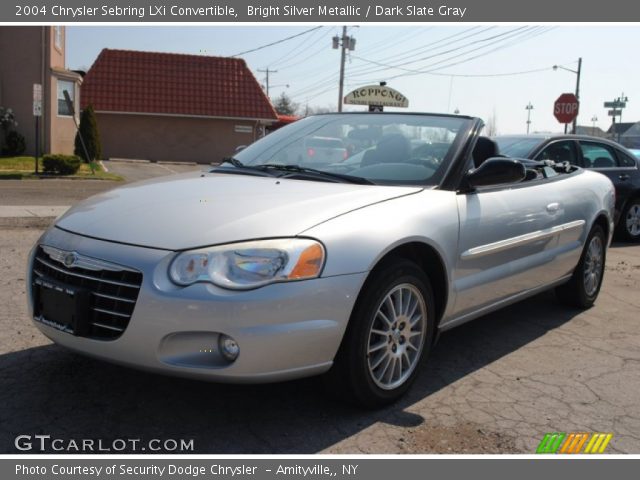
[608,109,622,116]
[33,83,42,117]
[604,101,626,109]
[554,93,579,124]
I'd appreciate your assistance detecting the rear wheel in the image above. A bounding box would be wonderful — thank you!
[618,198,640,242]
[325,260,435,408]
[556,224,606,308]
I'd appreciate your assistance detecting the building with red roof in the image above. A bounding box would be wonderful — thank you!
[81,48,278,163]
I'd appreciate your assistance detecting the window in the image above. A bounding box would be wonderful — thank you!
[535,140,578,164]
[494,137,541,158]
[54,26,62,51]
[615,150,638,168]
[57,80,75,116]
[580,142,617,168]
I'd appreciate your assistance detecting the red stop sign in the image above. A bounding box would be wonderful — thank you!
[554,93,579,124]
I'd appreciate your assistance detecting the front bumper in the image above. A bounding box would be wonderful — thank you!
[27,227,367,383]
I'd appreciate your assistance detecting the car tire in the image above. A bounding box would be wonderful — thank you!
[617,198,640,242]
[324,259,436,408]
[555,224,606,308]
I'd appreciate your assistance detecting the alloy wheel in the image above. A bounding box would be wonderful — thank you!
[583,235,604,297]
[366,283,427,390]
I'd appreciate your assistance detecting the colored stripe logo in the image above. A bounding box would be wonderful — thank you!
[536,432,613,454]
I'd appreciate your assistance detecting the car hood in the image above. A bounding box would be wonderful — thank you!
[56,172,422,250]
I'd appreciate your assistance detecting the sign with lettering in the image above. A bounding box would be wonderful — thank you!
[33,83,42,117]
[344,85,409,108]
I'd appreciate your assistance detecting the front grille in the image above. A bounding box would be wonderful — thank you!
[32,245,143,340]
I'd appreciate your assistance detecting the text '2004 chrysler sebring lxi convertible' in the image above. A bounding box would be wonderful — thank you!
[27,113,615,407]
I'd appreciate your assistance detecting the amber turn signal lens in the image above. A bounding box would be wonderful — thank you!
[289,243,324,279]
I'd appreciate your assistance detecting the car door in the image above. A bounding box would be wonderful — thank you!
[578,140,636,221]
[452,171,583,319]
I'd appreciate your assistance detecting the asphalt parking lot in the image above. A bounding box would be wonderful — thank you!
[1,225,638,454]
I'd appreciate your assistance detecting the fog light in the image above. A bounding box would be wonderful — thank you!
[218,334,239,362]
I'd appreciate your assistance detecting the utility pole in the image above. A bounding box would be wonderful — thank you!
[258,67,278,97]
[617,93,629,143]
[333,26,356,112]
[605,94,629,143]
[525,102,534,134]
[591,115,598,136]
[572,57,582,134]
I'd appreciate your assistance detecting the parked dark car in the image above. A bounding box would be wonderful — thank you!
[495,135,640,242]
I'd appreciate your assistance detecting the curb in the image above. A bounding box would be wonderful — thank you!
[0,216,56,228]
[106,158,151,164]
[156,161,199,166]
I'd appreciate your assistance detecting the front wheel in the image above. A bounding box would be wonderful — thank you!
[324,260,436,408]
[556,224,606,308]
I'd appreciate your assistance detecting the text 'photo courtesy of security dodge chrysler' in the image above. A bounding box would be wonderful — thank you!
[27,113,615,407]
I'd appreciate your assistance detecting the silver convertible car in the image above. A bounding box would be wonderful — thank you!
[28,113,615,407]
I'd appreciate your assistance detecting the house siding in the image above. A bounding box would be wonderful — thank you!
[96,113,258,164]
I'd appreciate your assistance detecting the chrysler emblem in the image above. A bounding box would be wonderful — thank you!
[63,252,78,268]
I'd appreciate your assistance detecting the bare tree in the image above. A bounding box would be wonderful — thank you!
[302,104,335,116]
[485,108,498,136]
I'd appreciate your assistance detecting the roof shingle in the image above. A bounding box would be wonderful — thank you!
[80,49,278,120]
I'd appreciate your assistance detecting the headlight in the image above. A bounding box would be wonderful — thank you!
[169,238,325,290]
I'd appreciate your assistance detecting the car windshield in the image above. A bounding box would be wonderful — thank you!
[494,136,543,158]
[232,113,471,186]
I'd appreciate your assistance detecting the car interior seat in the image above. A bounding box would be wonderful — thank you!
[593,156,615,168]
[361,134,411,167]
[472,136,500,168]
[544,145,572,163]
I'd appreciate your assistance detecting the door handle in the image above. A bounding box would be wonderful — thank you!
[546,202,560,213]
[619,174,630,181]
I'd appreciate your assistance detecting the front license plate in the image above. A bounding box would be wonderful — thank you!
[33,277,89,335]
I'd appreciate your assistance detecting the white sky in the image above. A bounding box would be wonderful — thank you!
[67,25,640,134]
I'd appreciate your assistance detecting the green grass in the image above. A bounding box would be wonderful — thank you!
[0,156,123,181]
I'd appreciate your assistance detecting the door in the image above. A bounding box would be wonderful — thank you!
[452,178,580,319]
[578,141,637,221]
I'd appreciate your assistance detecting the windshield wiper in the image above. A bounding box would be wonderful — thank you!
[256,164,375,185]
[213,157,278,177]
[220,156,245,168]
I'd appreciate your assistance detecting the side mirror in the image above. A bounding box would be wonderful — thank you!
[234,145,247,153]
[465,158,526,189]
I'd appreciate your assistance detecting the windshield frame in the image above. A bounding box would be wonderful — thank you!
[231,112,476,188]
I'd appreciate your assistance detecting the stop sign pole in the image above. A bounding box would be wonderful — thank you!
[554,93,580,134]
[552,58,582,133]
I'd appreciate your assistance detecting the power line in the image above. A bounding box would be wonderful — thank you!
[268,27,328,67]
[357,26,490,70]
[285,27,483,90]
[230,27,322,57]
[347,27,552,84]
[386,27,554,80]
[349,26,530,78]
[286,27,491,95]
[290,28,524,99]
[288,27,554,105]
